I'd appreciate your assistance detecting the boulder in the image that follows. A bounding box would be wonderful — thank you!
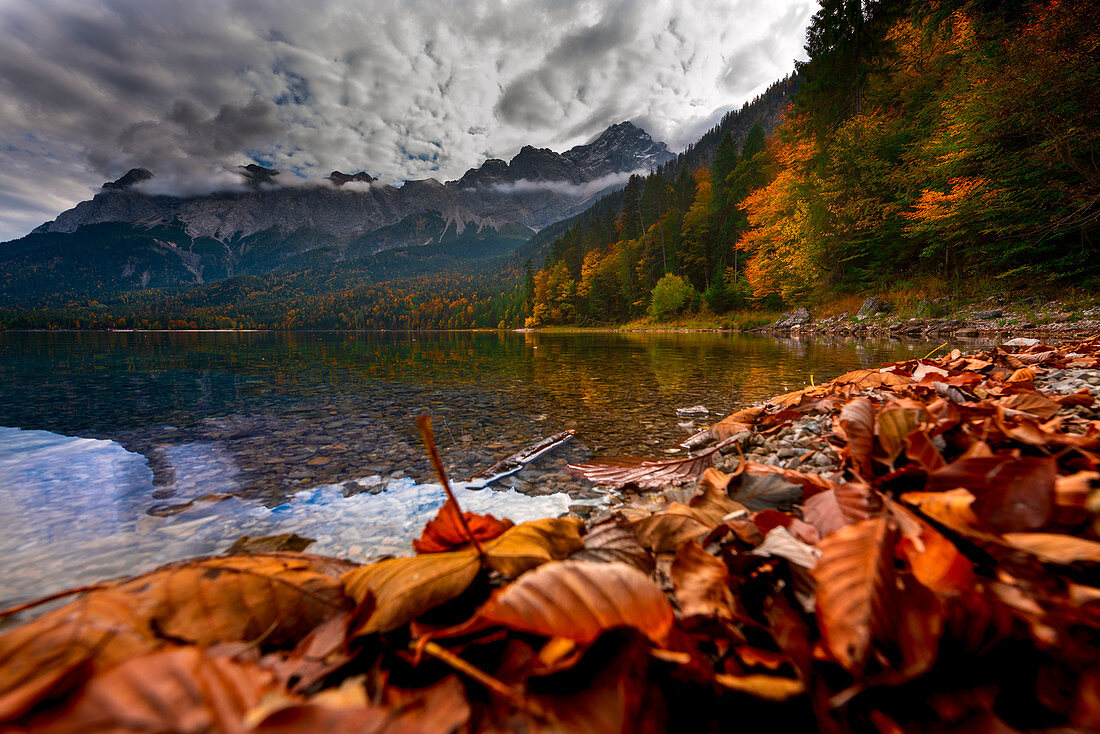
[975,309,1003,319]
[857,297,893,318]
[773,307,812,329]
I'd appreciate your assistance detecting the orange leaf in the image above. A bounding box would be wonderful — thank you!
[838,398,875,477]
[813,516,897,671]
[900,488,982,533]
[413,497,513,553]
[671,541,736,620]
[476,561,674,646]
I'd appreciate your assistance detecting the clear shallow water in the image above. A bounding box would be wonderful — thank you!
[0,330,939,606]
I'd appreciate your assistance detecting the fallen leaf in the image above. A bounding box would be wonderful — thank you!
[476,561,674,646]
[1001,533,1100,564]
[713,673,805,701]
[632,506,713,552]
[570,518,654,573]
[813,516,897,672]
[834,480,884,523]
[27,647,276,734]
[671,541,736,619]
[802,490,850,538]
[900,488,982,533]
[343,551,480,636]
[709,407,765,441]
[413,497,513,553]
[728,472,803,512]
[567,443,726,489]
[751,526,821,570]
[117,553,355,649]
[877,407,924,465]
[994,392,1062,420]
[904,429,946,471]
[838,397,875,477]
[483,518,584,578]
[744,461,835,496]
[926,456,1056,532]
[889,500,974,594]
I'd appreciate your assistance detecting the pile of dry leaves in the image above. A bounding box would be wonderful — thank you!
[2,338,1099,733]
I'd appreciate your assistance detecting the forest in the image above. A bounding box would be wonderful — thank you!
[523,0,1100,327]
[1,0,1095,332]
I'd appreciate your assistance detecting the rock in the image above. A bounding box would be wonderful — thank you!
[955,328,981,337]
[773,307,812,328]
[676,405,709,416]
[569,504,596,519]
[227,533,315,554]
[857,297,893,318]
[1003,337,1040,347]
[975,309,1003,319]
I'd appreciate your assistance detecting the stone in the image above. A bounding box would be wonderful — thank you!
[227,533,315,554]
[1003,337,1040,347]
[955,328,981,337]
[975,309,1003,319]
[856,297,893,318]
[773,307,812,328]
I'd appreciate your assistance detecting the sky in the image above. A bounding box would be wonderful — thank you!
[0,0,815,242]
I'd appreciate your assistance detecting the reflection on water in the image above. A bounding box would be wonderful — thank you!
[0,330,942,606]
[0,331,941,502]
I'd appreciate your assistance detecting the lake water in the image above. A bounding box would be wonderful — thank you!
[0,330,937,607]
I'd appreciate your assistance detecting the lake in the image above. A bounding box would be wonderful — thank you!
[0,330,938,607]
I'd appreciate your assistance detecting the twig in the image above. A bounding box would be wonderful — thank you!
[417,640,554,721]
[923,341,949,359]
[417,415,485,558]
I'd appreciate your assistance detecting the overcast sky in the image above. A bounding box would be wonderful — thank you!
[0,0,815,241]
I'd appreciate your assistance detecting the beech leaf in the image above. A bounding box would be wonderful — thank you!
[926,456,1056,532]
[26,647,276,734]
[343,551,480,636]
[483,517,584,578]
[838,397,875,477]
[475,560,674,646]
[671,541,736,619]
[413,497,513,553]
[1001,533,1100,564]
[632,506,713,552]
[728,473,803,512]
[813,515,897,671]
[570,518,654,573]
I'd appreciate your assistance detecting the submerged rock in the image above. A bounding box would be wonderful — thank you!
[227,533,315,554]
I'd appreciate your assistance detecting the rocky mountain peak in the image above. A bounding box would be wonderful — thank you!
[102,168,154,190]
[238,164,280,187]
[326,171,376,186]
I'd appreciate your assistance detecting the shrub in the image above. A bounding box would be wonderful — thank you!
[648,274,695,321]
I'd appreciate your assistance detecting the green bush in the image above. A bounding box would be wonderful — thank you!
[648,274,696,321]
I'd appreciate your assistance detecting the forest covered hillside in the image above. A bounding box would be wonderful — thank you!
[522,0,1100,327]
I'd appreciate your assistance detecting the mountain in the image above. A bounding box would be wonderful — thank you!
[2,122,672,300]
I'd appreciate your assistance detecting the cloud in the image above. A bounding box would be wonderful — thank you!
[486,169,644,199]
[0,0,815,241]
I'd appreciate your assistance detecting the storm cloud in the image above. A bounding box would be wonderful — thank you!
[0,0,815,241]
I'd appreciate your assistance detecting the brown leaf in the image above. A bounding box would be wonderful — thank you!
[802,490,850,538]
[904,429,946,471]
[900,488,982,533]
[744,462,836,495]
[877,407,923,466]
[567,445,722,489]
[813,515,897,671]
[476,561,674,646]
[994,392,1062,420]
[632,506,713,552]
[709,406,765,441]
[834,480,884,523]
[838,397,875,477]
[1001,533,1100,564]
[889,500,975,594]
[116,553,354,649]
[0,591,156,724]
[252,676,470,734]
[729,472,803,513]
[343,551,480,636]
[27,647,276,734]
[483,518,584,578]
[926,456,1056,532]
[713,673,805,701]
[571,518,654,574]
[413,497,513,553]
[671,541,736,619]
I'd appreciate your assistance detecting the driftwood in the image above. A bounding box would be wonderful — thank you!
[465,429,576,488]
